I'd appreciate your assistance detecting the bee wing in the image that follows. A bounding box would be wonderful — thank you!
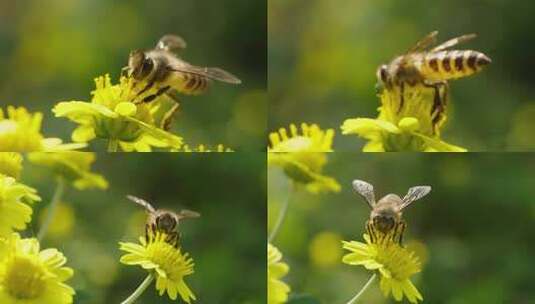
[431,33,477,52]
[352,180,376,208]
[406,31,438,54]
[400,186,431,210]
[169,64,242,84]
[126,195,156,213]
[178,209,201,219]
[156,34,187,52]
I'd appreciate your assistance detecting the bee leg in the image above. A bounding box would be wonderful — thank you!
[366,220,376,243]
[161,102,180,131]
[432,81,449,132]
[423,81,448,133]
[165,92,181,104]
[121,66,130,77]
[396,221,407,246]
[167,232,180,247]
[141,86,171,103]
[145,224,153,243]
[398,82,405,114]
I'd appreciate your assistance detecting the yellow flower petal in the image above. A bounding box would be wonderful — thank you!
[115,102,137,116]
[0,153,23,179]
[0,176,41,237]
[341,118,400,137]
[268,244,290,304]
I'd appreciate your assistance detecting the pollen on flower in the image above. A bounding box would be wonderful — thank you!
[4,256,47,299]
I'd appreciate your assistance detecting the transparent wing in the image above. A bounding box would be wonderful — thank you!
[400,186,431,210]
[406,31,438,54]
[352,179,376,208]
[178,209,201,219]
[431,33,477,52]
[126,195,156,213]
[156,34,187,52]
[169,64,242,84]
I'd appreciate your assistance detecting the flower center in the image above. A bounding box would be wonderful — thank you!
[375,242,420,280]
[146,242,182,278]
[4,256,47,299]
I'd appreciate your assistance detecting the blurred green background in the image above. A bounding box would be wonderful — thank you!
[0,0,266,151]
[268,153,535,303]
[21,153,266,303]
[269,0,535,151]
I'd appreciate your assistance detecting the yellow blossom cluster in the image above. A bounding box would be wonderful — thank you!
[0,153,75,304]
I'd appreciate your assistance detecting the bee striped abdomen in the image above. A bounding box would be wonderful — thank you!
[422,50,491,81]
[180,73,209,95]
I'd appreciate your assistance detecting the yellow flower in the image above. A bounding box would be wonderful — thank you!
[268,244,290,304]
[119,231,196,303]
[0,153,23,179]
[0,107,85,152]
[268,123,340,193]
[0,175,41,237]
[341,85,466,152]
[53,74,183,152]
[342,234,423,303]
[0,233,75,304]
[27,152,107,190]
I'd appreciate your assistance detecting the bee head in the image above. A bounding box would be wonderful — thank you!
[376,64,390,87]
[128,50,153,80]
[373,214,396,234]
[156,212,178,233]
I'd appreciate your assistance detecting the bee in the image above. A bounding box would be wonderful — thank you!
[127,195,200,246]
[124,34,241,130]
[376,31,491,128]
[352,180,431,245]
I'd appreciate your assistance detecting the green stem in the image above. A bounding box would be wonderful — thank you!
[120,274,154,304]
[107,139,119,152]
[346,273,377,304]
[37,178,65,241]
[268,185,294,243]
